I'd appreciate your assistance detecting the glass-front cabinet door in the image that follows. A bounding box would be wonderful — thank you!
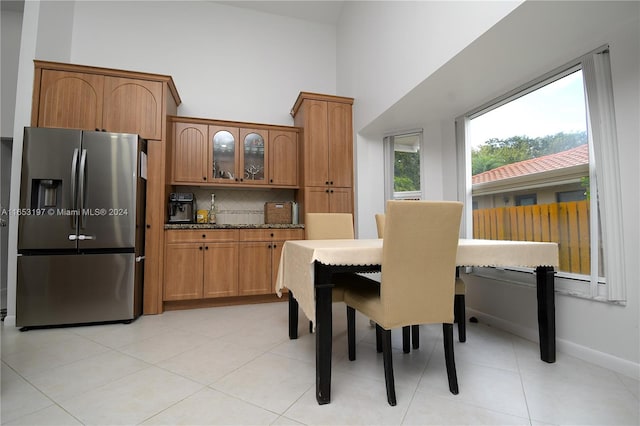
[240,128,268,185]
[209,126,239,182]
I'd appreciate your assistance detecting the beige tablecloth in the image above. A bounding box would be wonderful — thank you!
[276,238,558,326]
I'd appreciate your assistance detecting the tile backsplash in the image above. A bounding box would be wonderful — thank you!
[179,187,296,224]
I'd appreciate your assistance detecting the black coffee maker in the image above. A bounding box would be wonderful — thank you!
[168,193,195,223]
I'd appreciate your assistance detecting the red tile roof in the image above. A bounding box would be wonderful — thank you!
[472,144,589,184]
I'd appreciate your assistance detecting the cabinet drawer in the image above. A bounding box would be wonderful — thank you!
[239,228,304,242]
[166,229,239,243]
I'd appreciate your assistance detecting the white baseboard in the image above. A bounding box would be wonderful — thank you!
[3,314,16,327]
[466,308,640,380]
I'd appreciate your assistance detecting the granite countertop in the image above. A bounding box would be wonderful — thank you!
[165,223,304,230]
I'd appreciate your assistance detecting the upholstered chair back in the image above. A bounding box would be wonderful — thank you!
[379,200,462,329]
[375,213,385,238]
[305,213,354,240]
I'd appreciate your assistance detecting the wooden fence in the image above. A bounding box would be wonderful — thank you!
[472,200,590,274]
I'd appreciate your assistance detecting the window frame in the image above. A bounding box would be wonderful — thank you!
[383,130,424,201]
[456,45,625,303]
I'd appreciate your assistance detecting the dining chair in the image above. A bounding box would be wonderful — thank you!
[305,212,355,240]
[302,213,356,332]
[345,200,463,406]
[375,212,467,346]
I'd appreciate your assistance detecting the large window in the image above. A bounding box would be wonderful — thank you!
[457,47,625,302]
[384,131,423,200]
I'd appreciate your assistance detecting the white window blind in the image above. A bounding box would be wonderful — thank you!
[582,50,626,301]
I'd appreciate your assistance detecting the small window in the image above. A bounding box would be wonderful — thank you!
[557,190,587,203]
[515,194,537,206]
[384,131,422,200]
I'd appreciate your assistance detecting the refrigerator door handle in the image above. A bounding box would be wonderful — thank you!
[68,234,95,241]
[79,149,87,229]
[70,148,79,229]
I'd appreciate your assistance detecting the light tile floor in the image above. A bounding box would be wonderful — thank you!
[1,302,638,425]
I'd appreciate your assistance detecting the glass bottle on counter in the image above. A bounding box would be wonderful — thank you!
[208,193,217,224]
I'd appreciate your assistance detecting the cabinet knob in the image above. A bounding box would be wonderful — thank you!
[205,246,209,250]
[199,246,203,250]
[330,190,334,193]
[270,179,273,183]
[270,233,274,237]
[268,244,272,248]
[203,177,207,181]
[146,224,151,229]
[330,181,334,185]
[325,181,329,185]
[325,189,329,193]
[273,243,277,249]
[202,234,206,238]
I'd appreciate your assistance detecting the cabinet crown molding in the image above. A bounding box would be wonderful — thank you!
[34,59,182,106]
[291,92,354,117]
[168,115,299,133]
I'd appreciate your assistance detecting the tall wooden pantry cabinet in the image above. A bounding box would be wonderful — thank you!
[31,60,181,315]
[291,92,354,219]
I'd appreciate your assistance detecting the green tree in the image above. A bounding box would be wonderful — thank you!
[394,151,420,191]
[472,131,587,175]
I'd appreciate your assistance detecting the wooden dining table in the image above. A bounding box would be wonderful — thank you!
[275,238,559,405]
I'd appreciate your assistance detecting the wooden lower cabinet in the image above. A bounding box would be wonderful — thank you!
[163,243,205,300]
[238,229,303,295]
[163,228,302,303]
[164,230,239,301]
[203,242,238,298]
[304,186,353,214]
[238,242,273,296]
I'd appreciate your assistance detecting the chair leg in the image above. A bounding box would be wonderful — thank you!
[288,292,299,339]
[454,294,466,342]
[376,325,382,353]
[378,325,397,406]
[412,325,419,349]
[443,323,459,395]
[402,326,410,353]
[347,306,356,361]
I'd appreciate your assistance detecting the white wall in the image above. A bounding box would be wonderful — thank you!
[1,8,23,137]
[338,0,639,376]
[336,0,520,238]
[336,0,521,132]
[70,1,337,126]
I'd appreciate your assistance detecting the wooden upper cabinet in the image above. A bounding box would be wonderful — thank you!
[33,62,173,141]
[168,117,297,188]
[209,125,241,183]
[302,100,330,186]
[269,130,298,186]
[239,128,268,185]
[37,69,104,131]
[292,92,354,189]
[327,102,353,188]
[173,122,208,183]
[103,77,163,140]
[291,92,354,216]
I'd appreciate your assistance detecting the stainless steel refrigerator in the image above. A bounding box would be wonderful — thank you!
[17,127,147,329]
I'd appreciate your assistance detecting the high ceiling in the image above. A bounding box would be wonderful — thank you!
[215,1,345,25]
[1,1,345,25]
